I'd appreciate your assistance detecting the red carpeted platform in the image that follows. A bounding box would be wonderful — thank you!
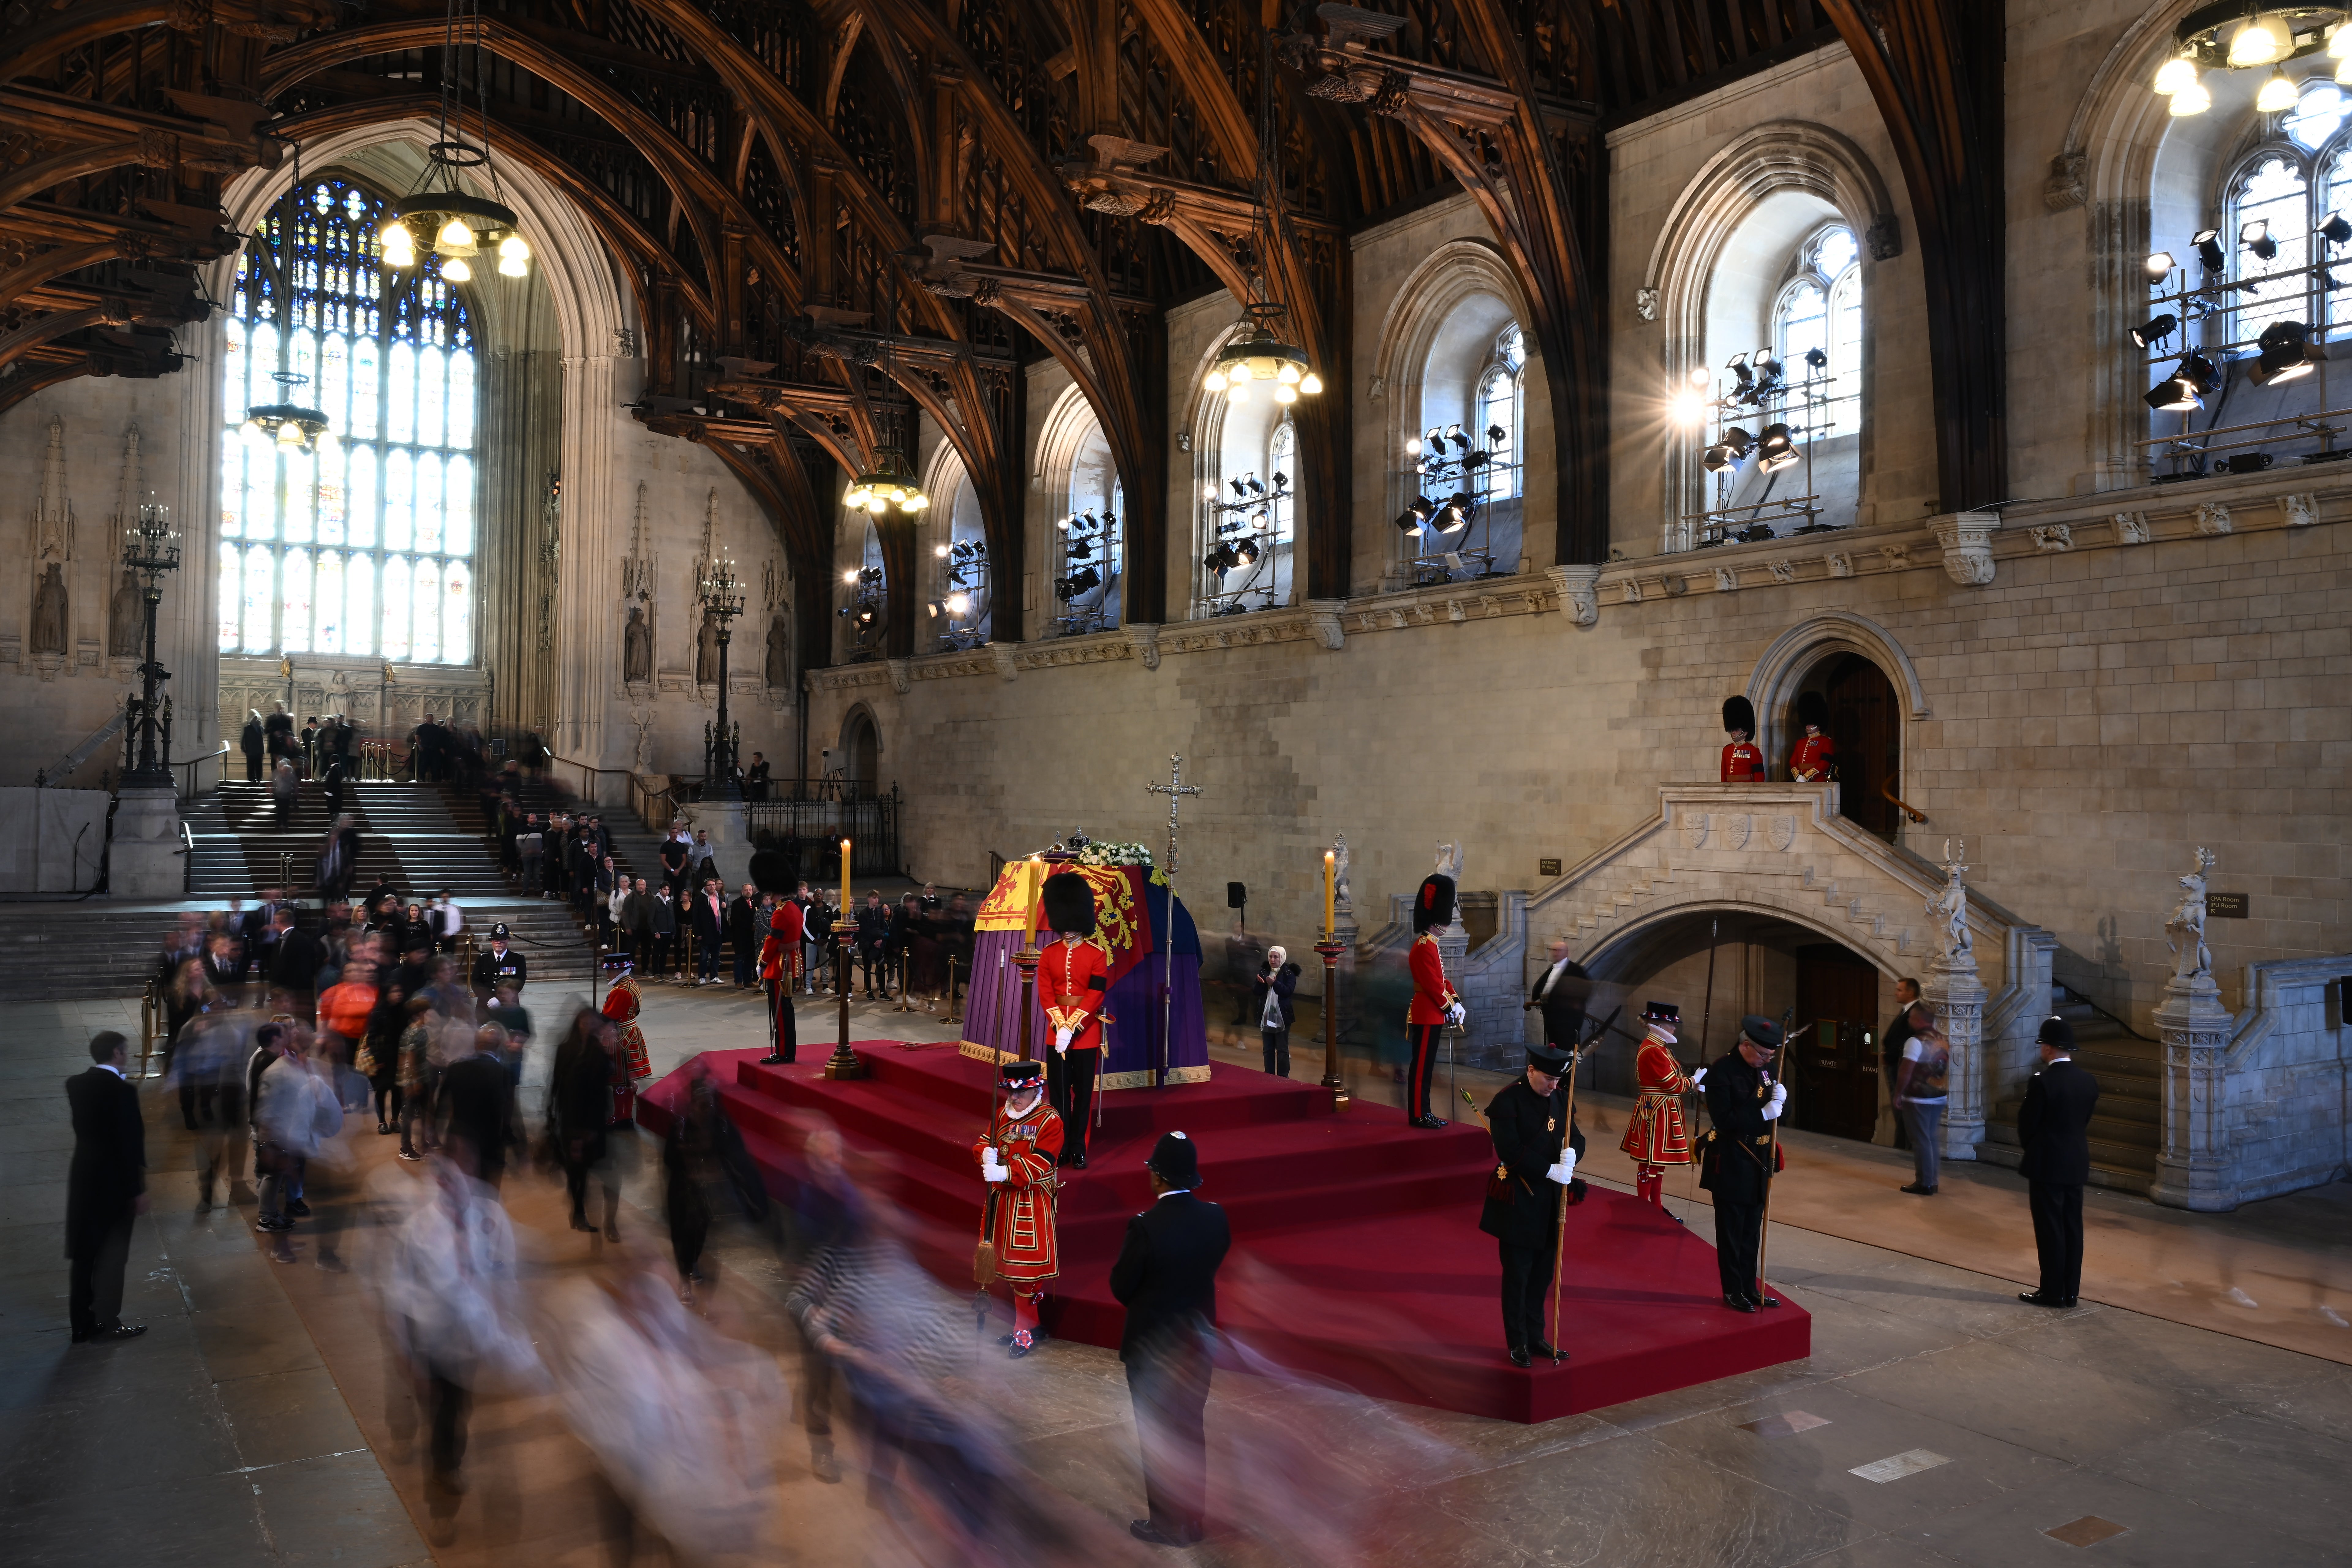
[641,1043,1808,1424]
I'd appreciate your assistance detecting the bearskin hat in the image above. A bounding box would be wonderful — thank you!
[1413,873,1457,934]
[748,848,795,895]
[1723,694,1757,737]
[1041,870,1097,937]
[1796,690,1830,732]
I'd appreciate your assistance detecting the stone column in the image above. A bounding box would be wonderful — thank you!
[110,781,183,897]
[1922,843,1985,1159]
[2147,969,2238,1212]
[685,796,754,894]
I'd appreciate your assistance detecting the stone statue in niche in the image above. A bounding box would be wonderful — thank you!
[108,567,142,657]
[31,563,70,655]
[695,609,720,685]
[1332,833,1352,913]
[623,605,653,684]
[1929,838,1972,965]
[764,612,790,690]
[2165,847,2215,982]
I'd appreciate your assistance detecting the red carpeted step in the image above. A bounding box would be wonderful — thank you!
[644,1044,1809,1423]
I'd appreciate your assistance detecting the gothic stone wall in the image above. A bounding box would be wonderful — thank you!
[808,488,2350,1039]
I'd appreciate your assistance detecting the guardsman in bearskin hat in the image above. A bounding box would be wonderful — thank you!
[976,1057,1063,1356]
[1619,1000,1703,1208]
[750,850,804,1066]
[1479,1038,1587,1367]
[1039,871,1110,1168]
[1721,695,1766,783]
[1789,691,1837,783]
[1404,874,1464,1128]
[1700,1015,1787,1311]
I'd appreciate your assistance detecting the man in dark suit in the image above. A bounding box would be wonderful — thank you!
[1109,1131,1231,1548]
[1480,1037,1587,1366]
[727,882,759,989]
[689,877,727,985]
[1524,937,1591,1052]
[2018,1015,2100,1308]
[1701,1016,1787,1312]
[268,908,326,1019]
[437,1024,519,1189]
[66,1031,148,1343]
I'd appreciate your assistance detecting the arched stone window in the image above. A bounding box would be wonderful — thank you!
[1399,297,1526,583]
[218,173,478,661]
[921,454,991,649]
[1475,325,1526,500]
[1772,226,1862,438]
[1057,419,1122,634]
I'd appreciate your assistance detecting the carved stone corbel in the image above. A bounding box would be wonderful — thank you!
[1546,564,1600,625]
[1306,599,1347,651]
[2193,501,2232,537]
[1931,511,1998,586]
[885,657,912,695]
[1127,623,1162,670]
[987,641,1019,682]
[2278,492,2317,527]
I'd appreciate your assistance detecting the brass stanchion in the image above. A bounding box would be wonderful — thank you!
[1315,940,1349,1109]
[822,911,864,1080]
[137,979,161,1080]
[942,955,962,1025]
[1014,932,1042,1062]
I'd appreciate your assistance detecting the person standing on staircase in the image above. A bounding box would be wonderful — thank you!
[650,884,680,982]
[241,710,266,783]
[271,756,299,828]
[264,703,294,767]
[658,827,691,904]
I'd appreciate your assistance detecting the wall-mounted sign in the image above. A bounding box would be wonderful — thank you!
[1539,858,1562,877]
[2206,892,2249,919]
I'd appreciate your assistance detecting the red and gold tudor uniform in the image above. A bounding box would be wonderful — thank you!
[1619,999,1701,1207]
[1405,873,1464,1128]
[599,969,652,1083]
[1721,695,1766,784]
[757,895,805,1065]
[1039,872,1111,1167]
[1789,691,1836,783]
[975,1058,1063,1354]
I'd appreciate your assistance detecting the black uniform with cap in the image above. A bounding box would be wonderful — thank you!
[2018,1015,2100,1307]
[1479,1040,1587,1365]
[471,924,526,1003]
[1701,1015,1787,1311]
[1110,1131,1230,1548]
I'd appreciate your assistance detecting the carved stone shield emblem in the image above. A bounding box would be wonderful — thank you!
[1767,815,1796,852]
[1724,814,1751,850]
[1679,812,1709,850]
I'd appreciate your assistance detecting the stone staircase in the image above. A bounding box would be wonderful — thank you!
[1977,982,2162,1193]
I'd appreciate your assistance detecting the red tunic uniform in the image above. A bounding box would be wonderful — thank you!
[1721,741,1765,783]
[1789,731,1836,783]
[759,900,805,982]
[1038,935,1109,1051]
[1407,933,1460,1026]
[1619,1036,1697,1166]
[974,1094,1063,1284]
[600,974,650,1081]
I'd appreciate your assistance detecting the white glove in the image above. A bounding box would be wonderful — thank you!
[1762,1083,1787,1121]
[983,1163,1009,1183]
[1690,1068,1708,1091]
[981,1146,1000,1171]
[1445,1003,1466,1027]
[1544,1151,1577,1185]
[1054,1028,1072,1054]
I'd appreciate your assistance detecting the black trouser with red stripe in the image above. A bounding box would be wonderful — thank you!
[765,977,797,1062]
[1406,1022,1445,1122]
[1049,1047,1098,1160]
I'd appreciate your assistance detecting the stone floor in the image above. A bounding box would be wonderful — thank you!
[6,975,2351,1566]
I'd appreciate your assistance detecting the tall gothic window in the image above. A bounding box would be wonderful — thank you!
[1476,325,1525,500]
[218,175,479,662]
[1772,225,1862,438]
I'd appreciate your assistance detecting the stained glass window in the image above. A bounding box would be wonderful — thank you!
[219,175,477,661]
[1477,325,1526,501]
[1773,226,1864,438]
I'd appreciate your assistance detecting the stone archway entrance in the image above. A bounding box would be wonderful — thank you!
[1799,653,1901,840]
[839,708,880,799]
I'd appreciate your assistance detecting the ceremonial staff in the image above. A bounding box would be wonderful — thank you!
[1144,756,1200,1089]
[1545,1003,1615,1359]
[1755,1006,1797,1308]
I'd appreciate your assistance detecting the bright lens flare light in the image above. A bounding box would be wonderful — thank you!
[1669,388,1710,425]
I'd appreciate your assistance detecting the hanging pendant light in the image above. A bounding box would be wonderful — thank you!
[1204,33,1323,409]
[2229,15,2287,67]
[243,139,335,456]
[2257,66,2299,113]
[841,446,929,514]
[2152,51,2199,95]
[381,0,531,281]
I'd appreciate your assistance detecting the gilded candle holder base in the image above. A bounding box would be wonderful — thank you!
[1315,939,1349,1110]
[822,917,864,1080]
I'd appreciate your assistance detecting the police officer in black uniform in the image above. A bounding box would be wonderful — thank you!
[471,922,527,1006]
[1478,1038,1587,1367]
[1701,1015,1787,1312]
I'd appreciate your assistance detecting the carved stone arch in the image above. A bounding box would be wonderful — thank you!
[835,700,883,798]
[1745,609,1931,773]
[1642,122,1899,551]
[1178,316,1301,617]
[1580,898,1904,988]
[916,435,979,615]
[212,124,638,768]
[1031,381,1118,629]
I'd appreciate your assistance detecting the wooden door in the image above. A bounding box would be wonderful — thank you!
[1793,943,1882,1141]
[1822,654,1899,840]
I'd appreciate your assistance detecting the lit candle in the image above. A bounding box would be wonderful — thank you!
[839,837,851,910]
[1323,850,1335,941]
[1023,854,1044,940]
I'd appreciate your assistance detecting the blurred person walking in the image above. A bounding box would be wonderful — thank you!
[662,1060,769,1302]
[395,995,434,1160]
[362,976,409,1134]
[66,1031,149,1342]
[252,1026,344,1263]
[437,1024,520,1189]
[1110,1131,1231,1547]
[178,1011,250,1212]
[548,1007,614,1235]
[271,755,299,827]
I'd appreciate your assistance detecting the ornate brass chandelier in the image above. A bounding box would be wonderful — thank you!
[378,0,531,281]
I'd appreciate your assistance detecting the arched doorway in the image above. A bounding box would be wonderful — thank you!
[839,708,879,800]
[1578,910,1894,1146]
[1794,653,1900,840]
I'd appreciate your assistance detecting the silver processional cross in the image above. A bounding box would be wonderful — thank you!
[1142,754,1201,1087]
[1144,753,1202,878]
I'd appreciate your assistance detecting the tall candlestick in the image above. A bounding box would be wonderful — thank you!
[1022,854,1044,940]
[1323,849,1336,942]
[839,837,851,909]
